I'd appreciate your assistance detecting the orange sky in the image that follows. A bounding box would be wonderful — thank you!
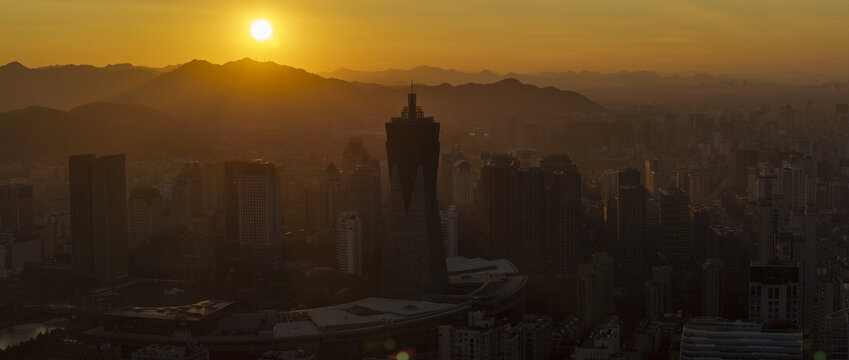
[1,0,847,80]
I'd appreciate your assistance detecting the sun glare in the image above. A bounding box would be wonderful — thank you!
[251,19,272,41]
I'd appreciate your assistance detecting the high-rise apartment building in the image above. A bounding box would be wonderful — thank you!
[577,252,614,327]
[439,207,458,258]
[336,211,362,275]
[702,259,724,317]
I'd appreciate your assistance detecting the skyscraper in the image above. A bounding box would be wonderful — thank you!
[380,91,447,297]
[618,168,647,272]
[69,154,128,284]
[0,183,33,233]
[543,154,582,278]
[659,187,691,265]
[127,187,163,250]
[336,211,362,275]
[516,167,547,275]
[479,155,519,260]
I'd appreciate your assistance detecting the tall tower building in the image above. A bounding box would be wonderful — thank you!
[69,154,128,284]
[688,172,708,205]
[0,183,34,233]
[618,168,647,273]
[127,187,163,249]
[380,91,448,297]
[543,154,582,278]
[336,211,362,275]
[659,187,691,265]
[702,259,724,317]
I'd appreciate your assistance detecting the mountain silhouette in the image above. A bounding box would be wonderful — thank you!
[0,102,210,161]
[110,58,604,130]
[0,62,165,111]
[0,58,605,135]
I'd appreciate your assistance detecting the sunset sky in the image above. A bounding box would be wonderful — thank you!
[1,0,847,80]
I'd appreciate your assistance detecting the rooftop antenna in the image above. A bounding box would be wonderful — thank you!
[410,80,413,94]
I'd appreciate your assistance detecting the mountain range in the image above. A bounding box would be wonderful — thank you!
[322,66,849,105]
[0,58,606,160]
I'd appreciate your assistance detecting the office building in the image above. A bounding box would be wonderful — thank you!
[69,153,128,284]
[380,91,448,297]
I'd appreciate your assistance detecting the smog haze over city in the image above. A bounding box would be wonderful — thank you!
[0,1,848,359]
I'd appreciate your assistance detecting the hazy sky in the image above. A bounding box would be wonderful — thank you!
[1,0,847,79]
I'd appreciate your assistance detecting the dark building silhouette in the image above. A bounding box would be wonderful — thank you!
[659,187,690,266]
[0,183,34,232]
[617,168,647,273]
[69,154,128,284]
[380,91,448,297]
[543,154,582,278]
[478,155,519,260]
[703,258,724,317]
[516,167,547,276]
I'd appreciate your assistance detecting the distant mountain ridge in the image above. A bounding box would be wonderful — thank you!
[322,66,849,105]
[0,102,210,161]
[0,62,168,111]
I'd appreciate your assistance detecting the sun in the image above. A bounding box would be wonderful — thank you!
[251,19,272,41]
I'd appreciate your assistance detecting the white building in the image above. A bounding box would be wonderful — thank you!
[748,263,800,325]
[438,311,520,360]
[336,211,362,275]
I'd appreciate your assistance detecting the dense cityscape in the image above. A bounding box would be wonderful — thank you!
[1,1,849,359]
